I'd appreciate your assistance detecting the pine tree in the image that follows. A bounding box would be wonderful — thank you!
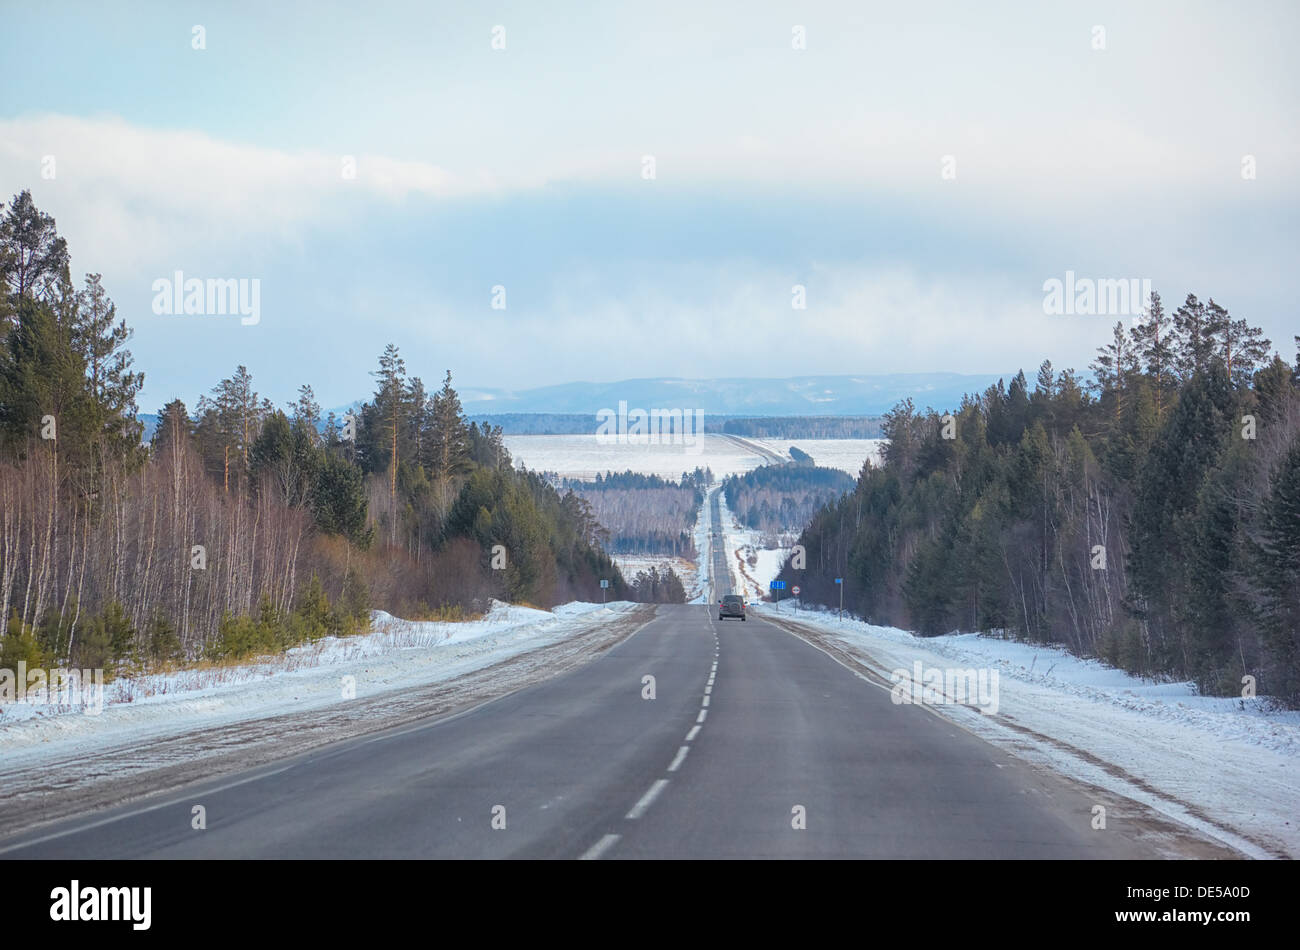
[1212,305,1271,387]
[150,399,193,458]
[252,410,316,506]
[1090,321,1139,422]
[467,421,508,469]
[1127,365,1236,673]
[368,344,407,514]
[1003,370,1031,444]
[429,370,469,481]
[1034,360,1055,398]
[72,273,144,457]
[311,451,371,546]
[290,384,322,442]
[0,296,98,462]
[1258,442,1300,701]
[1130,290,1176,418]
[196,365,262,491]
[405,375,428,469]
[1172,294,1218,380]
[0,190,71,310]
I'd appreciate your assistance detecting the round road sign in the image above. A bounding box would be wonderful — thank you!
[792,585,801,596]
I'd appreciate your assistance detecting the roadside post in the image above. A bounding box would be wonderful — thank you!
[600,578,609,605]
[835,577,843,622]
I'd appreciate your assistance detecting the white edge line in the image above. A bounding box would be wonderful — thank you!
[0,762,297,855]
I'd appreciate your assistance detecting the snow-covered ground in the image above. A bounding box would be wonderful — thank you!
[740,537,792,602]
[613,554,697,596]
[715,488,745,597]
[506,433,759,480]
[709,487,795,603]
[0,600,640,767]
[728,524,795,603]
[757,602,1300,859]
[505,434,881,480]
[753,438,884,476]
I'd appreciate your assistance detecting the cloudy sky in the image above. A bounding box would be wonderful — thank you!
[2,0,1297,410]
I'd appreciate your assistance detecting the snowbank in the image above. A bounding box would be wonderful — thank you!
[756,602,1300,859]
[0,600,638,766]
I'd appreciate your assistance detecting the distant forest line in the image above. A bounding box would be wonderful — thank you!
[473,413,883,438]
[0,190,648,676]
[779,299,1300,705]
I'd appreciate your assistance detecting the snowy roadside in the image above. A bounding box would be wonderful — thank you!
[757,602,1300,859]
[0,600,652,835]
[614,554,698,597]
[714,488,792,603]
[728,524,793,603]
[0,600,639,762]
[714,487,758,600]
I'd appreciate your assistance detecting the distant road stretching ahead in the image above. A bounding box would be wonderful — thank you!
[709,487,733,602]
[716,433,788,465]
[1,605,1230,859]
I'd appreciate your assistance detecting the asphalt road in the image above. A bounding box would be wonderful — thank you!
[1,604,1201,859]
[708,487,732,601]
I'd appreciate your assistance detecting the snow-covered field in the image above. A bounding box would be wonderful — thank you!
[506,433,754,480]
[758,602,1300,859]
[0,600,640,765]
[505,434,881,480]
[730,527,793,602]
[709,487,796,602]
[612,554,698,596]
[753,438,884,476]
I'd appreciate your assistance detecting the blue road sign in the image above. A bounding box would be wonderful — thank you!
[835,577,843,584]
[770,580,786,590]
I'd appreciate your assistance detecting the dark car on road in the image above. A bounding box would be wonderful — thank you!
[718,594,746,621]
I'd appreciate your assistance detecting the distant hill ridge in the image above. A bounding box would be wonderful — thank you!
[139,372,1007,440]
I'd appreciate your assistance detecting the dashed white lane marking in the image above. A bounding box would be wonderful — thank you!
[704,685,712,694]
[579,833,622,860]
[696,709,708,723]
[702,695,710,707]
[668,745,690,772]
[626,779,671,819]
[686,725,701,741]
